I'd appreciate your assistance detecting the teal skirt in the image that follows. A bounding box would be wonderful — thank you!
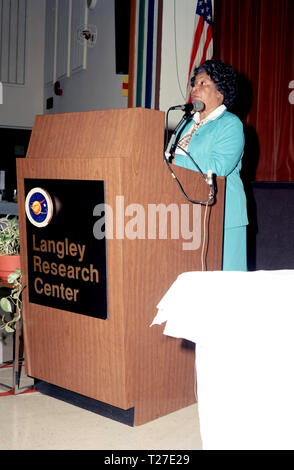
[222,226,247,271]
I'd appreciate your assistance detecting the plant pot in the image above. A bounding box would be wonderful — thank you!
[0,255,21,282]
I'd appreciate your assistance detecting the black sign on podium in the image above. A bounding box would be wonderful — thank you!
[24,178,108,320]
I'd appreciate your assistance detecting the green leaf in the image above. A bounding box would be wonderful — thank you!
[8,272,19,283]
[0,297,13,313]
[5,324,15,333]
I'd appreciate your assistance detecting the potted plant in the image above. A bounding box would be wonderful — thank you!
[0,268,23,333]
[0,215,21,282]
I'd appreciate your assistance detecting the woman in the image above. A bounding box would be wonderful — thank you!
[174,59,248,271]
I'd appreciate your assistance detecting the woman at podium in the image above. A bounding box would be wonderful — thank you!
[174,59,248,271]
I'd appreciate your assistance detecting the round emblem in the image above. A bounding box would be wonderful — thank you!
[25,188,54,227]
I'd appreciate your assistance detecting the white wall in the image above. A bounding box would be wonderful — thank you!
[160,0,202,127]
[44,0,201,120]
[44,0,128,115]
[0,0,46,128]
[0,0,210,128]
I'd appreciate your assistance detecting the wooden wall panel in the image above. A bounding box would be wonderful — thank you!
[44,0,56,86]
[0,0,26,84]
[56,0,70,80]
[70,0,87,74]
[44,0,87,85]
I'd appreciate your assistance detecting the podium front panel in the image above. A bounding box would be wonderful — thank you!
[17,109,225,424]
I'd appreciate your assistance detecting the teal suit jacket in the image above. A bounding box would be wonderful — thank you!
[174,109,248,229]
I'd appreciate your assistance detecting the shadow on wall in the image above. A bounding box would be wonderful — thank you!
[232,74,261,271]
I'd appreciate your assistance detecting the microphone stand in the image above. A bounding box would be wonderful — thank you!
[164,108,193,161]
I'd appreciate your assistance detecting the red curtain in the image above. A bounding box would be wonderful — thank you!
[214,0,294,181]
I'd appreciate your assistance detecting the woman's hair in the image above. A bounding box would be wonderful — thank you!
[191,59,238,110]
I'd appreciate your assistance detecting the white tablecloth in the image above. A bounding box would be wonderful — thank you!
[151,270,294,450]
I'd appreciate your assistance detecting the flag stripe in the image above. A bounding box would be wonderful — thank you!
[186,0,214,102]
[154,0,163,109]
[193,22,209,74]
[145,0,155,108]
[128,0,137,108]
[136,0,146,107]
[200,24,213,64]
[151,0,159,108]
[187,16,204,87]
[128,0,162,109]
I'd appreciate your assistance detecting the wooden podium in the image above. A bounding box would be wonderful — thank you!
[16,108,225,426]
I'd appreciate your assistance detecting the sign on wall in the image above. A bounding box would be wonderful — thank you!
[25,178,108,320]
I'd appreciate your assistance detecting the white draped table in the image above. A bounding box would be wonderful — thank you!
[151,270,294,450]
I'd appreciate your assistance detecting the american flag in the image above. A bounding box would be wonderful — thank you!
[186,0,213,102]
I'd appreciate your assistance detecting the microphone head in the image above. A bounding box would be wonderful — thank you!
[192,100,205,112]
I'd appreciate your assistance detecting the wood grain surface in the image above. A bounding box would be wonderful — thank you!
[17,108,225,425]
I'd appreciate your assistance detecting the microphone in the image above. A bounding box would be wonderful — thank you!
[169,100,205,112]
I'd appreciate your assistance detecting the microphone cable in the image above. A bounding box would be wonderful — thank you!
[163,107,215,206]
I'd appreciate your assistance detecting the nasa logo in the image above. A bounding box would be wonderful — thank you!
[25,187,54,227]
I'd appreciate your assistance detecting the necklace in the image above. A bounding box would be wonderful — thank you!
[177,116,208,150]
